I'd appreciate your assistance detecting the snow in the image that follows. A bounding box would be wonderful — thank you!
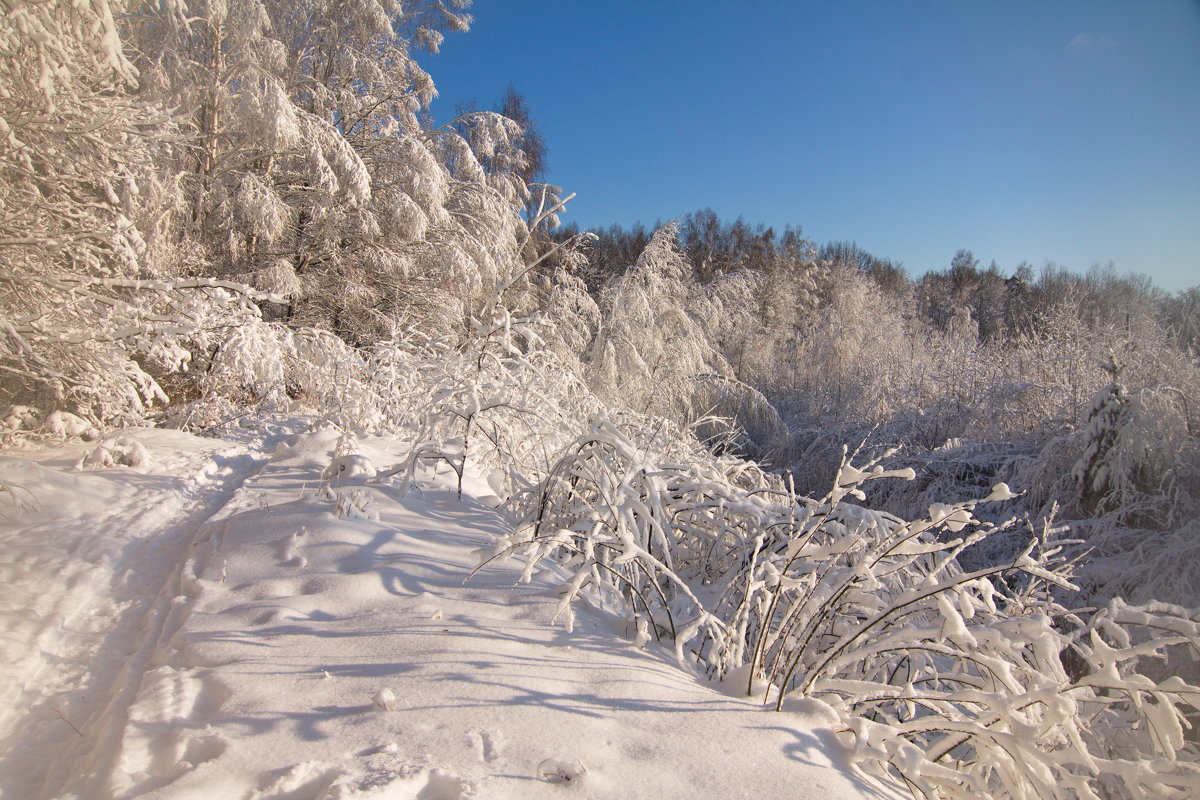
[0,420,891,800]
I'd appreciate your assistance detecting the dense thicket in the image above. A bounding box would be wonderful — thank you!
[569,213,1200,606]
[1,2,1198,796]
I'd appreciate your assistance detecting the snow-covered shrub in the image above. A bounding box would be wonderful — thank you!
[1,269,276,430]
[482,429,1200,798]
[43,411,98,440]
[1,406,42,437]
[382,302,602,500]
[195,319,292,410]
[1068,375,1197,529]
[477,414,760,640]
[327,487,379,521]
[1077,518,1200,608]
[765,285,1199,615]
[821,596,1200,798]
[285,329,391,431]
[323,454,377,486]
[995,360,1200,608]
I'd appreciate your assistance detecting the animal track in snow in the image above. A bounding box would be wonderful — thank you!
[182,733,227,767]
[416,769,474,800]
[125,666,203,727]
[193,673,232,717]
[301,577,328,595]
[251,761,345,799]
[253,609,279,625]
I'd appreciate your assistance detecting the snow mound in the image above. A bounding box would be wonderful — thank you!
[323,453,377,485]
[77,435,155,470]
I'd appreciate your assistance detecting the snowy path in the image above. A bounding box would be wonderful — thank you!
[0,423,891,800]
[0,424,292,799]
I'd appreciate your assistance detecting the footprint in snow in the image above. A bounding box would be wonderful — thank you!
[258,761,475,800]
[252,609,278,626]
[182,734,227,767]
[470,729,502,762]
[251,762,345,800]
[417,770,475,800]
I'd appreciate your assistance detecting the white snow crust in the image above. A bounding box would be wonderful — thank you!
[0,420,890,800]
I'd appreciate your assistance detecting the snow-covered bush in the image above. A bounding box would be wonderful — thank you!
[481,428,1200,798]
[77,435,153,470]
[1,271,278,430]
[1077,518,1200,609]
[477,414,762,640]
[382,304,601,500]
[997,362,1200,608]
[823,596,1200,799]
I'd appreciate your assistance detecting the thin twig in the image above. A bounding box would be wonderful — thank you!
[54,707,83,737]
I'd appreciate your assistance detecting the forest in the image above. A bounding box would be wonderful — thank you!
[1,1,1199,797]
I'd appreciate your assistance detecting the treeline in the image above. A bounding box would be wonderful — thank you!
[562,210,1200,353]
[551,209,1198,450]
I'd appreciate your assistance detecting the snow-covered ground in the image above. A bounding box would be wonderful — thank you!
[0,420,893,800]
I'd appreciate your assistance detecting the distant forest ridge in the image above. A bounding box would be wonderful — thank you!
[558,208,1198,351]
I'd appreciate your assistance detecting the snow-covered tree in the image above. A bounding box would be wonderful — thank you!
[0,0,219,423]
[1072,357,1128,515]
[0,0,146,278]
[123,0,533,344]
[586,226,729,418]
[585,225,785,455]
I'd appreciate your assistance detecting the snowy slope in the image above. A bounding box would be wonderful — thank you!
[0,421,893,800]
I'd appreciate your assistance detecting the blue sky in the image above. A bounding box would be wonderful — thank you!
[419,1,1200,291]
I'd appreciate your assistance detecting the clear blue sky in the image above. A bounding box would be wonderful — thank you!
[419,1,1200,291]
